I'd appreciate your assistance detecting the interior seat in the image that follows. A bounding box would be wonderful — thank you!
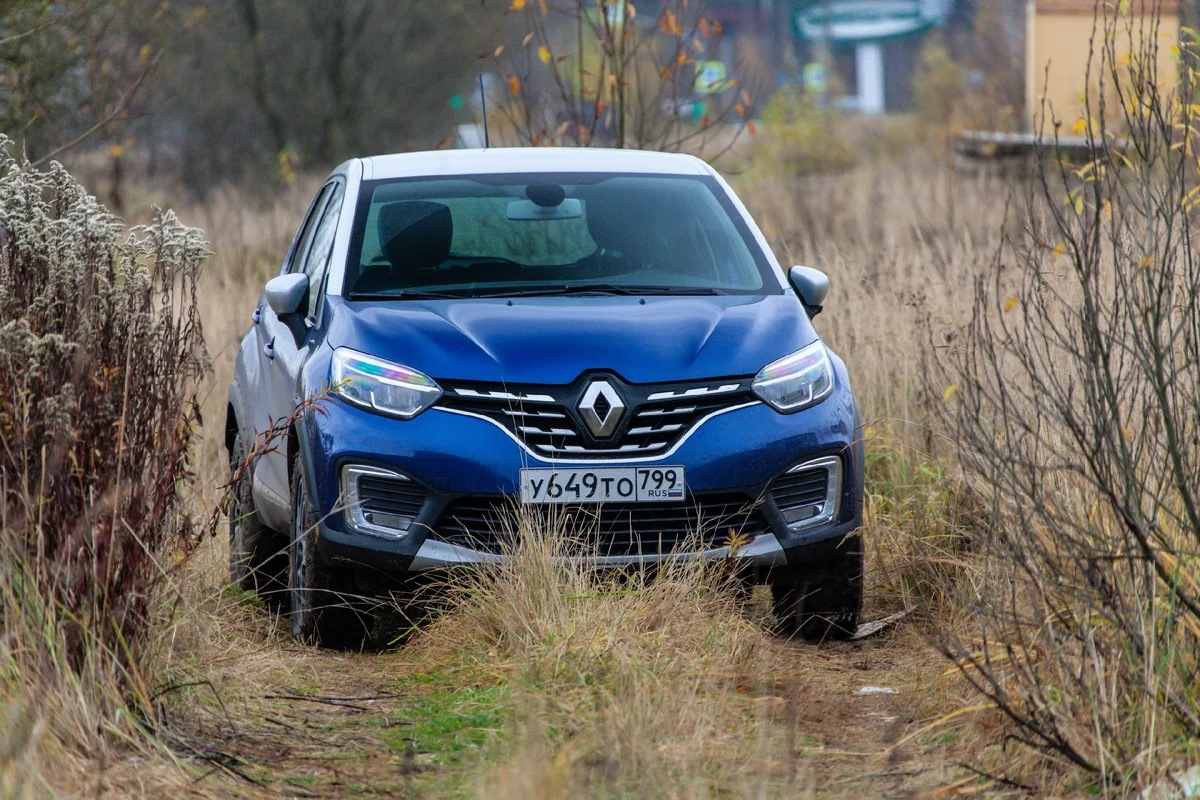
[352,200,453,294]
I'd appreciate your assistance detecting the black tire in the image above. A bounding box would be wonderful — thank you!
[228,431,288,608]
[288,463,373,648]
[772,534,864,641]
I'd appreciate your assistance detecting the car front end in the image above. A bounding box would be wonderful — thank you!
[297,298,863,586]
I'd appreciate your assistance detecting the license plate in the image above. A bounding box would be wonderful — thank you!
[519,466,686,504]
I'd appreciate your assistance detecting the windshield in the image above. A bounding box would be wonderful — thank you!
[343,172,777,298]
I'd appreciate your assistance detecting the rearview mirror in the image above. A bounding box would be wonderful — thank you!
[787,266,829,316]
[506,198,583,221]
[264,273,309,317]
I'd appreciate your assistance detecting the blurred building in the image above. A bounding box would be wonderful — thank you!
[789,0,960,113]
[1025,0,1180,130]
[639,0,979,114]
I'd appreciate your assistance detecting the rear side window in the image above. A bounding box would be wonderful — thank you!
[343,172,775,297]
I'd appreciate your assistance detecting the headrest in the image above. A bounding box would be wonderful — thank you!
[377,201,453,270]
[585,194,651,255]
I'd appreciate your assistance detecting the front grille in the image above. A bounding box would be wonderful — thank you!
[437,374,756,458]
[769,459,839,528]
[433,493,768,555]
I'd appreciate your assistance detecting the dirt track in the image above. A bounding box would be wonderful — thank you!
[161,593,988,799]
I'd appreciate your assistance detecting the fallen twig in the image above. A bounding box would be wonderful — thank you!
[262,693,391,712]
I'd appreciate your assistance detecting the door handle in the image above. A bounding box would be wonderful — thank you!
[252,306,262,324]
[263,337,276,360]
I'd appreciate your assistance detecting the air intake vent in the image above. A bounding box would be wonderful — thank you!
[433,493,767,556]
[769,457,840,530]
[359,475,426,519]
[342,466,427,539]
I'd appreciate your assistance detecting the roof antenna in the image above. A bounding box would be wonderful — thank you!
[478,74,490,149]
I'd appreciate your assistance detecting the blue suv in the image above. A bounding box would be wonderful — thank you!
[226,148,864,647]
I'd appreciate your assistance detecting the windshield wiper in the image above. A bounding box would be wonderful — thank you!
[348,290,471,301]
[482,284,732,298]
[348,285,734,301]
[629,285,731,296]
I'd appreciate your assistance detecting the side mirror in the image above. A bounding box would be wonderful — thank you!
[787,266,829,316]
[264,273,309,317]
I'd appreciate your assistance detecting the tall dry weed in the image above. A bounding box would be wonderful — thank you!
[0,138,210,796]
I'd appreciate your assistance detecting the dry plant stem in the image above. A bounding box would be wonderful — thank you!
[937,5,1200,790]
[493,0,754,158]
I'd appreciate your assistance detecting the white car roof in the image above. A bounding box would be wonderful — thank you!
[359,147,712,181]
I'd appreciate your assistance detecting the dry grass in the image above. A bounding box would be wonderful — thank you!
[408,520,779,797]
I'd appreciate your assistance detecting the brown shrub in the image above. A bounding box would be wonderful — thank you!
[0,137,208,669]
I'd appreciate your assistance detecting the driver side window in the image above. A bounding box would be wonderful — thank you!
[300,182,345,318]
[286,185,332,277]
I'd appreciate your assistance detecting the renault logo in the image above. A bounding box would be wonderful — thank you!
[578,380,625,438]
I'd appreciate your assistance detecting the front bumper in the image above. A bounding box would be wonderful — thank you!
[297,381,863,576]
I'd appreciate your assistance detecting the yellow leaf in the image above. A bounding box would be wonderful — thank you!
[660,10,682,36]
[538,45,551,64]
[510,0,526,9]
[1052,242,1067,259]
[1072,118,1087,135]
[1003,295,1019,312]
[943,384,958,402]
[508,75,521,96]
[1074,195,1084,214]
[1183,184,1200,211]
[109,144,124,158]
[138,43,152,65]
[1137,253,1154,269]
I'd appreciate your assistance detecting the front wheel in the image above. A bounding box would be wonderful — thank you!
[288,464,373,648]
[228,431,287,608]
[771,534,864,641]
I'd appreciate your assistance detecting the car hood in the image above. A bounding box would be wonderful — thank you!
[324,294,817,384]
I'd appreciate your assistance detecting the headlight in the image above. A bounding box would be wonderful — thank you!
[752,341,834,413]
[331,347,442,419]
